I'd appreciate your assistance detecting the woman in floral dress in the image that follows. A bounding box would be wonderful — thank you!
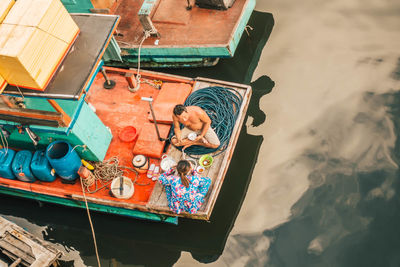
[158,160,211,214]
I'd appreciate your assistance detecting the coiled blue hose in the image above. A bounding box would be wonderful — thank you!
[170,86,243,157]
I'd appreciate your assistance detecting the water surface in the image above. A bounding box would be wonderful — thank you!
[2,0,400,266]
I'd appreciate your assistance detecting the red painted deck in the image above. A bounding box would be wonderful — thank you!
[0,68,252,221]
[0,69,195,208]
[114,0,250,48]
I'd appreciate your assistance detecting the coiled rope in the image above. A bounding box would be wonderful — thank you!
[80,157,148,194]
[170,86,243,157]
[79,156,147,267]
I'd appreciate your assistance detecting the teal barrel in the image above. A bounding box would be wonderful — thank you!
[46,141,82,181]
[0,149,16,179]
[12,150,35,183]
[31,150,56,182]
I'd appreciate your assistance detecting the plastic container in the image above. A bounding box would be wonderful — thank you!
[110,177,134,199]
[0,149,16,179]
[31,150,56,182]
[46,141,82,181]
[119,126,138,142]
[132,154,149,174]
[12,150,35,182]
[199,154,214,168]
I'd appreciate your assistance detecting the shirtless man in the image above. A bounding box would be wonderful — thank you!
[171,104,220,149]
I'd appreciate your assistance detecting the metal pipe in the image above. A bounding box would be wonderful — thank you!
[101,68,116,89]
[119,177,124,196]
[141,97,167,141]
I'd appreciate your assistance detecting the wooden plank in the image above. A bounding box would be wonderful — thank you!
[0,233,35,265]
[147,183,167,207]
[152,0,190,26]
[70,194,151,211]
[196,80,251,219]
[146,79,251,220]
[0,216,62,267]
[104,66,195,85]
[47,99,71,126]
[0,106,66,127]
[147,82,193,124]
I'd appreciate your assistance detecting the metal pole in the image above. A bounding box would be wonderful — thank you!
[101,68,111,85]
[141,97,166,141]
[101,68,116,89]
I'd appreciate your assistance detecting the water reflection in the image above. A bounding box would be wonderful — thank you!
[0,10,275,267]
[199,0,400,265]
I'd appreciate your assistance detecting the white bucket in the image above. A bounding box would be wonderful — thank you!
[111,177,134,199]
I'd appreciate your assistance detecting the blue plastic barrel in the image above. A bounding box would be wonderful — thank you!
[12,150,35,183]
[0,149,16,179]
[46,141,81,181]
[31,150,56,182]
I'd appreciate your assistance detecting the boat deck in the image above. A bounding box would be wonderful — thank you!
[113,0,254,54]
[0,68,251,221]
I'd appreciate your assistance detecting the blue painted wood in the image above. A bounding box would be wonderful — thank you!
[0,186,178,224]
[228,0,256,56]
[0,101,112,161]
[102,38,123,62]
[138,0,158,15]
[61,0,93,13]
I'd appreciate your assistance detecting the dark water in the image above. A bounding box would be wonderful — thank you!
[2,1,400,266]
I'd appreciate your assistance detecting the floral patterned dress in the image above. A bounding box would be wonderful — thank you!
[158,168,211,214]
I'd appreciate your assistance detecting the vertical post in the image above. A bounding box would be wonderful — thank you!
[47,99,72,127]
[141,97,166,141]
[101,68,116,89]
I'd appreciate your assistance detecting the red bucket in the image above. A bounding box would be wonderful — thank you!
[119,126,138,142]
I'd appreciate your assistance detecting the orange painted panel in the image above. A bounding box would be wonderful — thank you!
[132,121,171,159]
[148,82,192,124]
[152,0,190,25]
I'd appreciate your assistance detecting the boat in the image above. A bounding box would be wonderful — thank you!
[0,13,252,224]
[0,216,62,266]
[61,0,256,68]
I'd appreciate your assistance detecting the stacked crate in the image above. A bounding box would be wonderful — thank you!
[0,0,15,92]
[0,0,79,91]
[0,0,14,23]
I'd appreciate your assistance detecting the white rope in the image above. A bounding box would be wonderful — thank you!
[71,144,87,153]
[15,85,24,100]
[80,178,101,267]
[244,25,254,36]
[0,128,8,155]
[128,30,156,93]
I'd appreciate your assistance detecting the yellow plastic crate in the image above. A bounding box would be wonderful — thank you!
[4,0,79,44]
[0,0,79,90]
[0,24,69,90]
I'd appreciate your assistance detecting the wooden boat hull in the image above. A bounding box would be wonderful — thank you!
[0,67,251,224]
[61,0,256,68]
[0,185,178,224]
